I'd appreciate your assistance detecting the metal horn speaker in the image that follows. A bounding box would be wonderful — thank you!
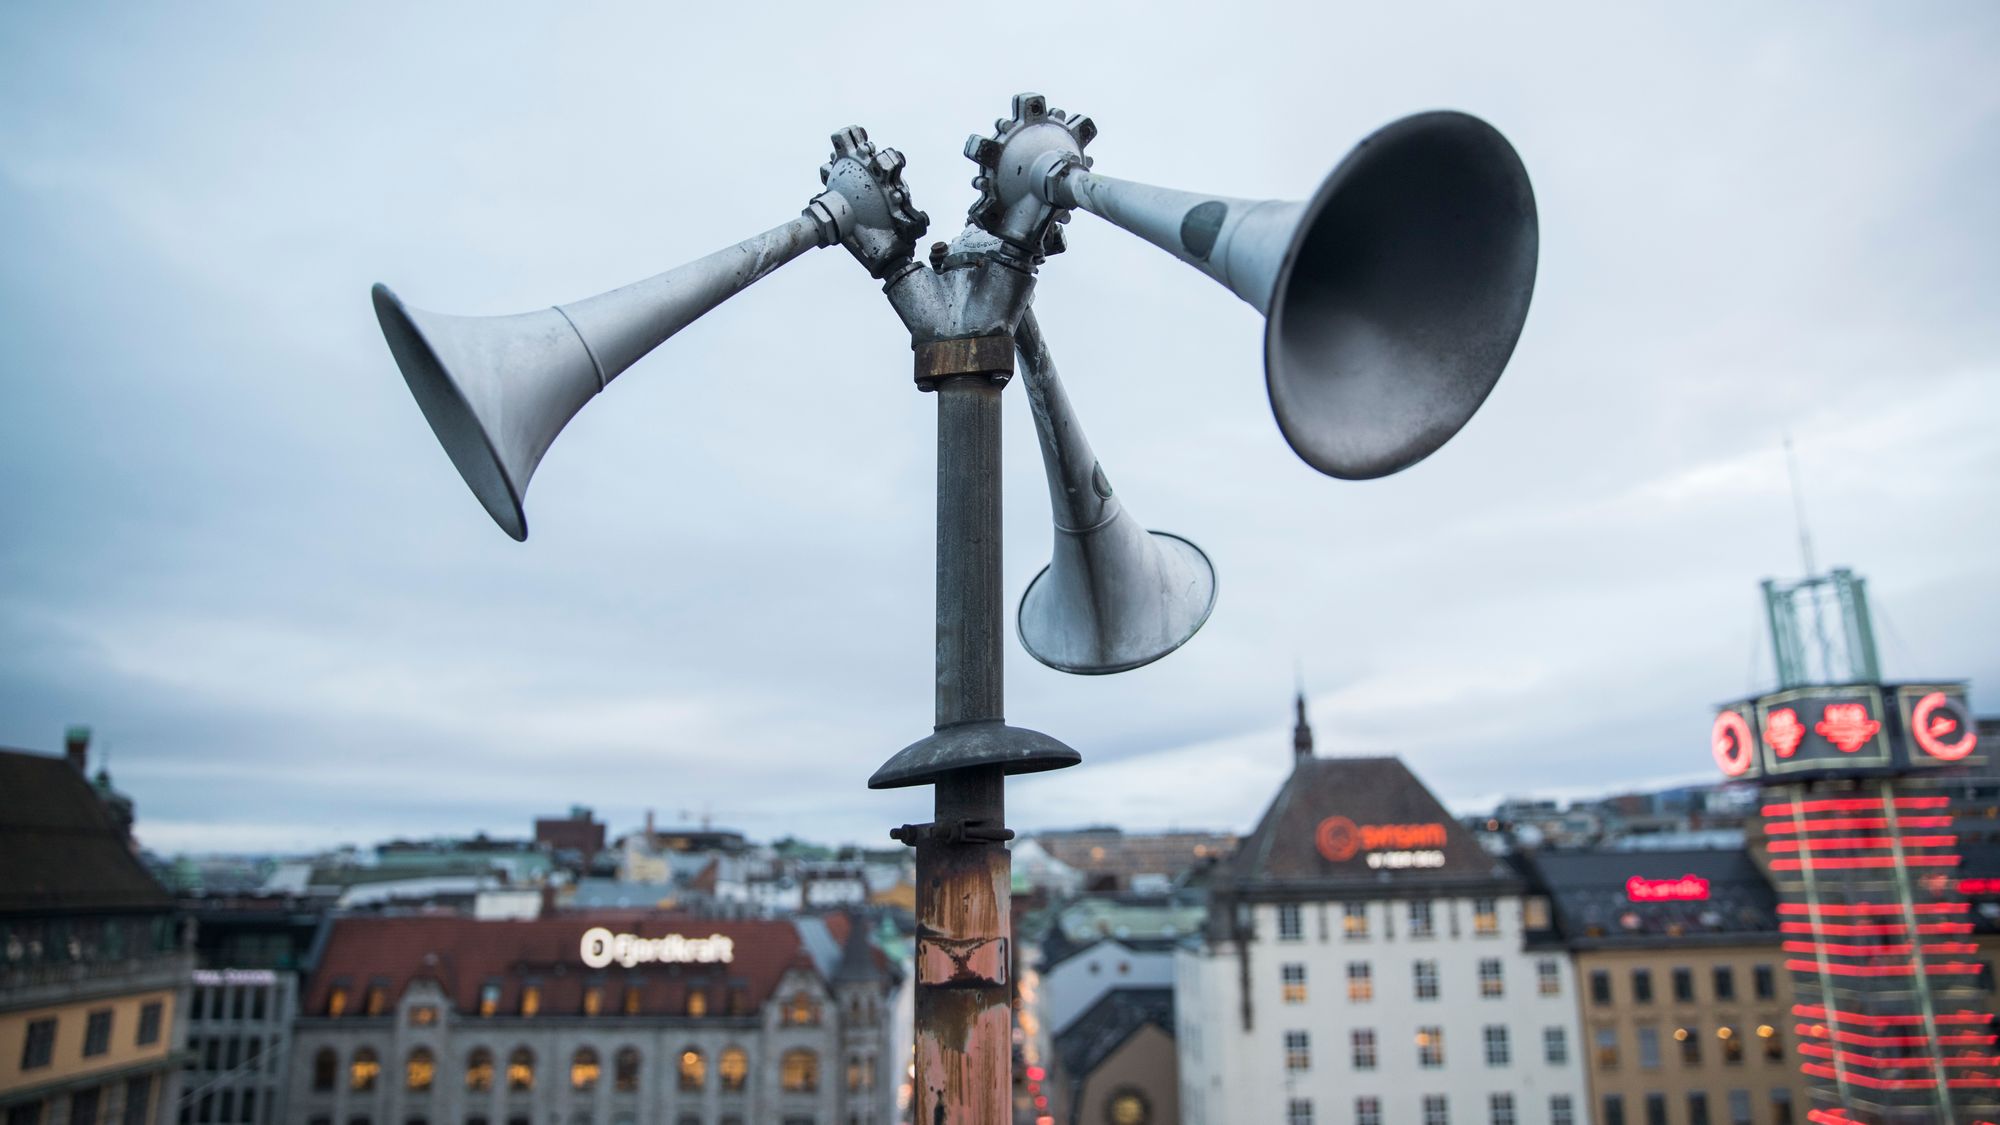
[1042,110,1538,480]
[1015,310,1217,675]
[371,211,838,540]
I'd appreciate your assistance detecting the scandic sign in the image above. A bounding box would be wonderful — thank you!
[1315,816,1449,863]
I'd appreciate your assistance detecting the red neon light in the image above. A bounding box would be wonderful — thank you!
[1794,1004,1992,1026]
[1712,710,1755,777]
[1768,835,1958,852]
[1782,940,1980,957]
[1778,902,1968,916]
[1797,1025,2000,1048]
[1816,702,1882,752]
[1762,797,1949,815]
[1962,879,2000,895]
[1767,816,1955,833]
[1782,921,1974,936]
[1914,691,1979,761]
[1798,1042,2000,1068]
[1772,855,1960,870]
[1626,874,1710,902]
[1784,959,1984,977]
[1765,707,1807,758]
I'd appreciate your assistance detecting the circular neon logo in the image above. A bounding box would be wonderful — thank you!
[1913,692,1977,761]
[1316,815,1361,862]
[1712,711,1755,777]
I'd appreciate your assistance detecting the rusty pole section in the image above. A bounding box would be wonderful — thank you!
[911,365,1013,1123]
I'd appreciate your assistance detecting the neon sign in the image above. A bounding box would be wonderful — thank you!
[1627,875,1711,902]
[1913,692,1977,762]
[1712,711,1755,777]
[1958,879,2000,896]
[1315,816,1448,863]
[579,927,734,968]
[1764,708,1805,758]
[1815,703,1880,753]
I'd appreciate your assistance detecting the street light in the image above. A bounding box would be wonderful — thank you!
[369,91,1537,1122]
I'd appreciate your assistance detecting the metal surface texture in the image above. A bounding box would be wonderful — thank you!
[1039,109,1540,480]
[1014,309,1217,674]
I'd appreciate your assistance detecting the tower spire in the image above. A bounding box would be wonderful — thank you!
[1292,679,1314,766]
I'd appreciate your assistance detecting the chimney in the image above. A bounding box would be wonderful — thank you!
[64,726,91,773]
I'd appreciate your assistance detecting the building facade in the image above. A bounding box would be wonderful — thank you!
[176,896,328,1125]
[285,912,897,1125]
[1175,702,1588,1125]
[1,737,192,1125]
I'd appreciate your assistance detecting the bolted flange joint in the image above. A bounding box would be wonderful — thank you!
[913,333,1014,393]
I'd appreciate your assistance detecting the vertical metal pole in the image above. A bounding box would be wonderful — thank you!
[913,372,1013,1124]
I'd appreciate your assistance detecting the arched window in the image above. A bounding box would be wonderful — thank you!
[678,1048,705,1091]
[614,1047,640,1094]
[783,992,820,1027]
[465,1048,493,1092]
[780,1049,818,1093]
[349,1047,380,1092]
[405,1048,435,1092]
[570,1047,599,1091]
[719,1047,748,1092]
[507,1047,535,1092]
[313,1048,338,1092]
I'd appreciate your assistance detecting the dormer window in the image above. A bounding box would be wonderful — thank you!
[784,993,821,1027]
[686,990,707,1018]
[477,982,501,1018]
[520,985,541,1017]
[327,986,350,1017]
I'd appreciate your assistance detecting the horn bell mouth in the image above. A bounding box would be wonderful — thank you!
[1018,528,1218,675]
[372,284,529,540]
[1265,110,1540,480]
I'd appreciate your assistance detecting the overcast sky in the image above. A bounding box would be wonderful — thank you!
[2,3,1996,857]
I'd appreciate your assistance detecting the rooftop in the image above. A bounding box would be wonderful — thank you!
[0,747,172,915]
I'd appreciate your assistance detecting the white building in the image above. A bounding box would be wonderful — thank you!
[1176,698,1588,1125]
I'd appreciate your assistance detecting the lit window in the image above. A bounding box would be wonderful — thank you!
[364,986,387,1016]
[1417,1026,1444,1068]
[406,1048,434,1092]
[1346,962,1372,1002]
[407,1006,438,1027]
[1355,1098,1380,1125]
[1536,958,1561,997]
[478,983,500,1018]
[327,988,349,1017]
[1413,960,1438,1001]
[1284,1030,1310,1072]
[1544,1026,1568,1065]
[1489,1093,1516,1125]
[1342,902,1368,939]
[1759,1022,1783,1061]
[720,1047,747,1092]
[1350,1029,1376,1070]
[846,1055,865,1092]
[1479,959,1504,998]
[1408,901,1435,938]
[1523,896,1551,930]
[1719,1026,1743,1065]
[1107,1088,1148,1125]
[1277,904,1304,942]
[686,990,707,1018]
[1422,1094,1449,1125]
[465,1049,493,1092]
[614,1047,640,1093]
[1281,963,1307,1004]
[1483,1025,1509,1066]
[622,986,641,1015]
[519,986,541,1018]
[582,988,602,1017]
[349,1048,380,1092]
[507,1047,535,1091]
[1473,898,1499,936]
[1677,1026,1700,1066]
[780,1049,818,1092]
[678,1049,705,1091]
[784,993,821,1027]
[1595,1026,1619,1069]
[571,1047,600,1091]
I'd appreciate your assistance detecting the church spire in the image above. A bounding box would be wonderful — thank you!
[1292,681,1314,766]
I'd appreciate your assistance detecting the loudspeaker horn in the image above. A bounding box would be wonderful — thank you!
[371,211,834,540]
[1015,310,1217,675]
[1041,110,1538,480]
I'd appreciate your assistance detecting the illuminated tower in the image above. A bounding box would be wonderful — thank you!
[1712,569,1994,1124]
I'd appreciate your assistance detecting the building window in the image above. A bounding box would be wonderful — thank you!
[1726,1090,1751,1125]
[1719,1026,1742,1064]
[1549,1096,1573,1125]
[1631,968,1653,1004]
[1645,1094,1667,1125]
[1351,1029,1377,1070]
[686,990,708,1018]
[507,1047,535,1091]
[1278,903,1304,942]
[1422,1095,1448,1125]
[780,1049,818,1092]
[1106,1088,1149,1125]
[784,992,821,1026]
[1488,1093,1515,1125]
[1594,1026,1619,1069]
[1286,1099,1313,1125]
[1346,962,1372,1002]
[1343,902,1368,939]
[123,1077,151,1125]
[1417,1026,1444,1068]
[518,986,540,1018]
[406,1048,435,1092]
[364,985,387,1017]
[1672,966,1694,1003]
[138,1002,163,1046]
[1588,969,1611,1006]
[1676,1026,1699,1065]
[1603,1095,1625,1125]
[251,988,266,1021]
[1355,1098,1380,1125]
[21,1018,56,1070]
[615,1047,641,1093]
[571,1047,599,1091]
[349,1047,380,1092]
[1759,1022,1783,1061]
[582,987,603,1016]
[1544,1026,1568,1064]
[1712,965,1735,1001]
[1473,897,1500,936]
[1478,959,1503,998]
[1408,901,1435,938]
[328,987,349,1017]
[1281,963,1308,1004]
[720,1046,747,1092]
[1688,1092,1710,1125]
[477,983,500,1018]
[465,1048,493,1091]
[1524,896,1551,929]
[313,1048,338,1091]
[1753,964,1776,1000]
[71,1089,99,1125]
[678,1049,706,1091]
[407,1006,437,1027]
[1769,1088,1792,1125]
[1637,1025,1660,1069]
[1535,958,1560,996]
[1284,1030,1310,1072]
[1483,1024,1509,1066]
[1413,960,1438,1000]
